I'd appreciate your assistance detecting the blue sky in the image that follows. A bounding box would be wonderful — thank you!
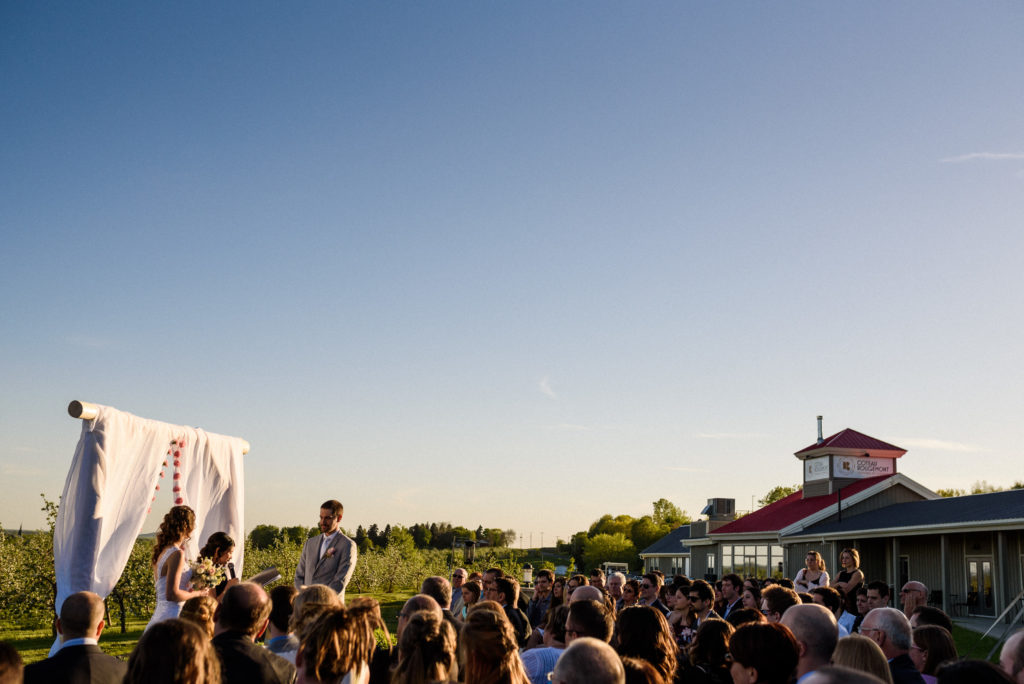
[2,2,1023,543]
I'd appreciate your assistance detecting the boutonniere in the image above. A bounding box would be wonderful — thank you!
[325,547,336,558]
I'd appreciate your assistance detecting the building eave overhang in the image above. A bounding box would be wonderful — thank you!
[783,517,1024,542]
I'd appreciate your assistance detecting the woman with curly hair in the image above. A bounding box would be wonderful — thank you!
[614,606,678,683]
[179,595,218,638]
[126,618,221,684]
[392,609,457,684]
[460,604,530,684]
[295,603,379,684]
[146,505,209,631]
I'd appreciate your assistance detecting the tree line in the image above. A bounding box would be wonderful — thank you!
[0,496,524,632]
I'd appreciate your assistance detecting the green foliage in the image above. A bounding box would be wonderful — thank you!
[652,498,689,526]
[937,488,966,498]
[759,484,801,507]
[106,539,155,633]
[970,480,1002,494]
[583,533,636,569]
[0,495,59,630]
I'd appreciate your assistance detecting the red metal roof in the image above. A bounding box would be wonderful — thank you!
[710,475,893,534]
[794,428,905,456]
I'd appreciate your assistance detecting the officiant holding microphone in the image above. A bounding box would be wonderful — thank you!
[294,499,358,602]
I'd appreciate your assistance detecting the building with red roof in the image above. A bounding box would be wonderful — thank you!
[644,418,1024,622]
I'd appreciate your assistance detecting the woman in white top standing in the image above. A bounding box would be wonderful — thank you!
[145,505,209,631]
[794,551,830,592]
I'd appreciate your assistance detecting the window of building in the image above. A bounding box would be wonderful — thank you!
[721,544,785,579]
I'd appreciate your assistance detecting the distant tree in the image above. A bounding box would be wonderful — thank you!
[936,488,966,498]
[410,523,431,548]
[569,531,588,567]
[381,524,393,548]
[282,525,312,544]
[588,514,635,538]
[249,524,282,550]
[652,498,689,526]
[1013,481,1024,490]
[630,516,669,554]
[971,480,1002,494]
[759,485,801,507]
[504,529,517,547]
[583,533,636,570]
[475,525,486,540]
[367,524,381,547]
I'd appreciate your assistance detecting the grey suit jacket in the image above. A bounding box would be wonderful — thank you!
[24,644,126,684]
[294,531,357,602]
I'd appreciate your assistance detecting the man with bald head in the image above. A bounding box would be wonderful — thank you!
[213,582,296,684]
[781,603,839,682]
[552,637,625,684]
[570,584,604,604]
[1000,630,1024,684]
[900,582,928,616]
[859,607,924,684]
[24,591,126,684]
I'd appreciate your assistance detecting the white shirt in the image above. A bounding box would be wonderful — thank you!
[60,637,99,650]
[319,531,339,560]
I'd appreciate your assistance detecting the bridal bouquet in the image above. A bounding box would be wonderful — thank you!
[190,557,227,590]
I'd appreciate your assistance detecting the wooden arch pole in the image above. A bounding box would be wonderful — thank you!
[67,400,250,454]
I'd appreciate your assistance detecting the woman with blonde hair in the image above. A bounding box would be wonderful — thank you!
[460,604,530,684]
[179,595,218,638]
[795,551,830,592]
[832,548,865,614]
[146,505,209,631]
[832,634,895,684]
[392,610,458,684]
[280,584,342,664]
[296,604,379,684]
[126,618,221,684]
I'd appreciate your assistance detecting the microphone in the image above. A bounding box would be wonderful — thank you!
[228,562,236,579]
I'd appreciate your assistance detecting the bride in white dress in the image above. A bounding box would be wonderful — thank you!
[145,505,208,632]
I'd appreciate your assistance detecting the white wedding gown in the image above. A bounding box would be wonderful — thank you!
[144,545,193,632]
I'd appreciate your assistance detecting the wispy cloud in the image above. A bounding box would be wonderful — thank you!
[939,152,1024,164]
[694,432,770,440]
[539,377,557,399]
[899,438,986,453]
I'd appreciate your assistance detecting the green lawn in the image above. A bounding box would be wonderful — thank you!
[1,590,415,665]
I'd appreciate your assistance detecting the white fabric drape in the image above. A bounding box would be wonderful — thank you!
[51,404,245,653]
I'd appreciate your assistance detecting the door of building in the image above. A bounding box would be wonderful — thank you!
[966,557,994,616]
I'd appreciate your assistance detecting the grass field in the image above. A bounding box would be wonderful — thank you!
[0,590,414,665]
[0,600,1003,666]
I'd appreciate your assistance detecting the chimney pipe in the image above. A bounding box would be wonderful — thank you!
[817,415,823,444]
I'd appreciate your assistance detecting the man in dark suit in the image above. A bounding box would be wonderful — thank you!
[213,582,296,684]
[295,499,358,602]
[860,607,925,684]
[24,591,126,684]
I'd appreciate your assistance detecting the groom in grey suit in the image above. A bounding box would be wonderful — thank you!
[295,499,358,602]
